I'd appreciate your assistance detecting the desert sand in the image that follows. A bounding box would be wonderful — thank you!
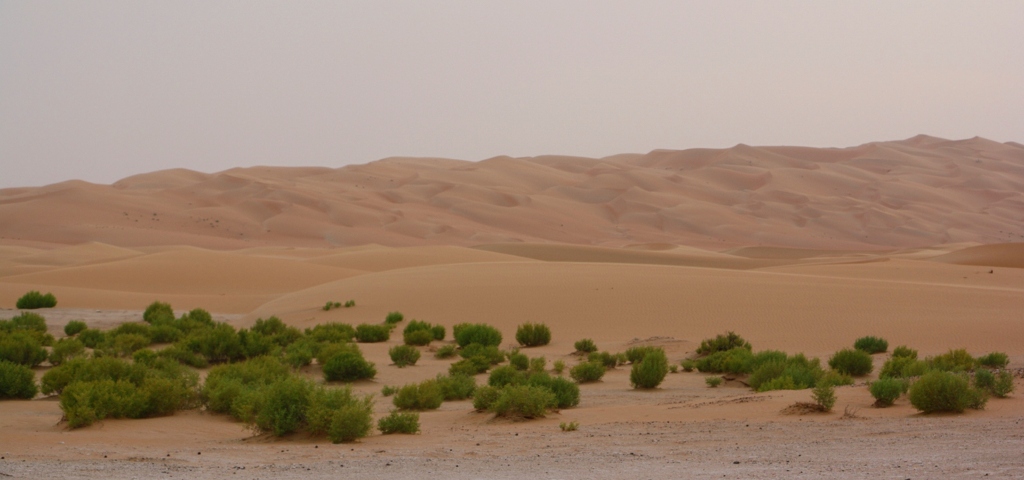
[1,137,1023,478]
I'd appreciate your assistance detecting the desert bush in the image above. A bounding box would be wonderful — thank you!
[434,344,457,359]
[378,411,420,434]
[694,347,755,374]
[669,364,678,373]
[680,359,695,372]
[64,320,87,337]
[828,348,873,376]
[42,357,139,396]
[0,332,48,367]
[156,344,208,368]
[110,322,153,340]
[49,337,86,366]
[236,329,276,359]
[489,365,527,388]
[143,301,174,324]
[553,360,565,375]
[0,360,38,399]
[696,331,751,356]
[393,380,444,410]
[435,373,476,400]
[403,320,433,336]
[384,311,404,325]
[1,312,53,345]
[818,370,854,387]
[749,353,827,392]
[909,371,986,413]
[430,325,446,341]
[449,357,490,376]
[569,361,605,383]
[354,324,390,343]
[250,376,314,436]
[201,356,292,414]
[403,329,433,346]
[574,339,598,354]
[527,372,580,409]
[305,385,374,443]
[587,351,619,369]
[322,347,376,382]
[389,345,421,367]
[973,369,995,391]
[853,336,888,354]
[489,384,556,419]
[381,385,398,396]
[283,340,314,368]
[560,421,579,432]
[107,333,150,357]
[624,346,659,364]
[60,379,147,428]
[976,352,1009,369]
[459,343,505,365]
[178,323,244,364]
[870,378,907,407]
[453,323,502,347]
[77,329,106,349]
[149,325,182,344]
[992,371,1015,398]
[515,323,551,347]
[811,383,836,412]
[250,316,302,347]
[304,322,355,344]
[529,356,546,373]
[927,349,975,373]
[508,351,529,371]
[344,300,355,308]
[16,290,57,309]
[472,385,500,411]
[879,356,928,379]
[630,348,668,389]
[705,376,723,387]
[892,345,917,359]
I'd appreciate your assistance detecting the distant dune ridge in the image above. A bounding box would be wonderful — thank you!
[1,135,1022,250]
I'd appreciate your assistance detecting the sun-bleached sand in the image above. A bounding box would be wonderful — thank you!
[1,137,1023,478]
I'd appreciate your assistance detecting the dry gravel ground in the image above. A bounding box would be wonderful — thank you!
[2,415,1023,479]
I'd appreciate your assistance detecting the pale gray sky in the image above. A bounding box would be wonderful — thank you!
[1,1,1022,188]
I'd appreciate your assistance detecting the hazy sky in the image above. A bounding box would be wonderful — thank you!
[2,1,1022,188]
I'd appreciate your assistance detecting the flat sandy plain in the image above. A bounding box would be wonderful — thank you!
[1,137,1023,478]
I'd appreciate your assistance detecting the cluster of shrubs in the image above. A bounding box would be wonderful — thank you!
[322,300,355,311]
[472,355,580,419]
[16,290,57,309]
[0,312,55,367]
[403,320,445,346]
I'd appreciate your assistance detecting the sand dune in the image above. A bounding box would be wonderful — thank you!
[1,136,1022,250]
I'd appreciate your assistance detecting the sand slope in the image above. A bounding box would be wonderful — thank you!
[2,136,1022,250]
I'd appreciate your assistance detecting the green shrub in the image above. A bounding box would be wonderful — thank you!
[1,312,53,345]
[508,352,529,371]
[77,329,106,349]
[587,351,619,369]
[973,369,995,391]
[0,360,38,399]
[695,347,754,374]
[490,384,556,419]
[559,421,579,432]
[527,372,579,409]
[529,357,546,373]
[515,323,551,347]
[927,349,975,372]
[624,346,659,364]
[178,323,244,364]
[283,340,314,368]
[976,352,1009,369]
[378,411,420,434]
[389,345,421,367]
[574,339,597,354]
[403,329,433,346]
[459,343,505,364]
[344,300,355,308]
[879,356,928,379]
[749,353,827,392]
[109,322,153,340]
[828,348,873,376]
[110,333,151,357]
[434,344,457,359]
[0,332,48,367]
[435,373,476,400]
[453,323,502,347]
[393,380,444,410]
[143,301,174,324]
[818,370,854,387]
[41,357,138,396]
[853,336,888,354]
[403,320,433,336]
[354,324,390,343]
[64,321,88,337]
[811,383,836,412]
[156,344,208,368]
[49,337,86,366]
[696,332,751,355]
[322,348,376,382]
[250,317,302,346]
[304,386,373,443]
[251,376,314,436]
[992,371,1015,398]
[304,323,355,343]
[381,385,398,396]
[680,359,695,372]
[201,356,291,414]
[569,361,605,383]
[870,378,907,407]
[630,348,668,389]
[449,357,490,376]
[892,345,917,359]
[16,290,57,309]
[489,365,527,388]
[909,371,986,413]
[705,376,723,388]
[237,329,280,359]
[553,360,565,375]
[430,325,446,341]
[385,312,404,325]
[472,385,500,411]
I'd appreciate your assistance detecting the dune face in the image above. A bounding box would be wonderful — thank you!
[1,136,1022,250]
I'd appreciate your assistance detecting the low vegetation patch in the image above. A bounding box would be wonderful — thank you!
[433,344,457,359]
[0,360,38,399]
[853,336,888,354]
[909,370,986,413]
[515,323,551,347]
[64,320,88,337]
[453,323,502,347]
[354,324,390,343]
[16,290,57,309]
[629,348,668,389]
[384,311,404,325]
[569,361,605,383]
[828,348,873,376]
[320,344,376,382]
[559,421,579,432]
[378,411,419,434]
[573,339,597,354]
[696,331,751,356]
[869,378,907,407]
[976,352,1009,369]
[392,380,444,410]
[705,376,723,388]
[388,345,421,367]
